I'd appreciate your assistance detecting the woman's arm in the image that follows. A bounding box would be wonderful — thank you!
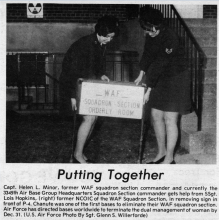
[143,87,152,104]
[134,70,145,85]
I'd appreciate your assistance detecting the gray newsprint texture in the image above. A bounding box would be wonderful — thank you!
[1,1,219,220]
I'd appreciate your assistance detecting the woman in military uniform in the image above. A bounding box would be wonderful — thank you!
[135,8,191,164]
[59,15,119,163]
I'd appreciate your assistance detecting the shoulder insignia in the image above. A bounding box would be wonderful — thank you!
[165,48,173,54]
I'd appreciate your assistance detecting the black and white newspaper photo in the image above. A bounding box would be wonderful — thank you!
[0,0,219,219]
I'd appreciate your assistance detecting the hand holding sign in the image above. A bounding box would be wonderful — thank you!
[135,70,145,85]
[143,88,151,104]
[101,75,110,82]
[71,98,77,111]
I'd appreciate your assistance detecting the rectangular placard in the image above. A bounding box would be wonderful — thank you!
[78,81,145,119]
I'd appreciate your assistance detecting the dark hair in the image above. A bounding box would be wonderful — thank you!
[95,15,119,37]
[139,7,163,29]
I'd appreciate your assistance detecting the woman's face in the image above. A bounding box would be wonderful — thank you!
[97,33,115,45]
[144,26,160,38]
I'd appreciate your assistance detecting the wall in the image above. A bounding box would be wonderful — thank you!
[7,3,217,22]
[7,3,129,22]
[6,3,138,53]
[7,4,217,53]
[7,19,144,53]
[203,5,217,18]
[175,5,203,18]
[7,23,95,53]
[175,4,217,18]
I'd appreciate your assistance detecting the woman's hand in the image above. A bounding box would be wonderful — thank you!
[143,87,151,104]
[134,70,145,85]
[71,98,77,111]
[101,75,110,82]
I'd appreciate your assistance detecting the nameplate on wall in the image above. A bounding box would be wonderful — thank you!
[27,3,43,18]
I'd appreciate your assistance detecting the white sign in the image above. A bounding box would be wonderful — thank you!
[27,3,43,18]
[79,82,145,119]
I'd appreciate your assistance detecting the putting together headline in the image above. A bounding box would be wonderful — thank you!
[57,169,164,183]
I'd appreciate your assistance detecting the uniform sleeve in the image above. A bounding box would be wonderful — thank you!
[145,33,179,88]
[139,37,159,72]
[88,45,106,80]
[60,41,89,99]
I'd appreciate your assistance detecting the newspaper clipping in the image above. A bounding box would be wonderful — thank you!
[1,1,219,220]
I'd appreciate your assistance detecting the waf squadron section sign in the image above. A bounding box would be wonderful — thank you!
[78,80,145,119]
[27,3,43,18]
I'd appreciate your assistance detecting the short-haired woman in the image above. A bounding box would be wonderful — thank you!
[135,8,192,164]
[59,15,119,163]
